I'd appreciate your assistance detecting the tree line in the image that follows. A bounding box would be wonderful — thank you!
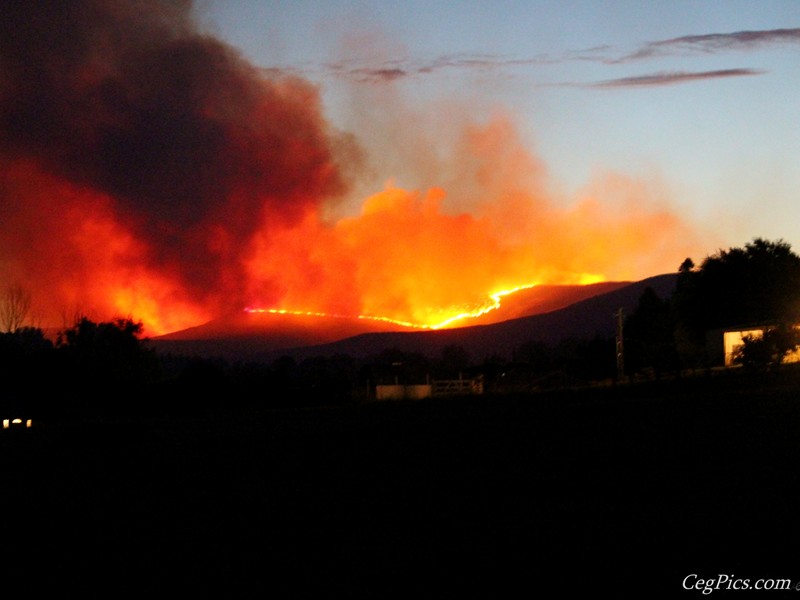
[0,310,618,419]
[2,238,798,420]
[623,237,800,376]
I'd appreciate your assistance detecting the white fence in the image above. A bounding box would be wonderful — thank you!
[375,377,483,400]
[431,378,484,396]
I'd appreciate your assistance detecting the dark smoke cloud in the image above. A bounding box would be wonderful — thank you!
[589,68,766,88]
[0,0,350,306]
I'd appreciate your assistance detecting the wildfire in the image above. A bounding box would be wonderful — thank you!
[0,3,708,339]
[245,276,606,331]
[0,124,700,339]
[239,174,670,334]
[244,307,428,329]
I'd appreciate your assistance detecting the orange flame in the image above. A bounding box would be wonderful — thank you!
[244,282,549,330]
[241,115,701,331]
[0,161,211,337]
[1,116,705,337]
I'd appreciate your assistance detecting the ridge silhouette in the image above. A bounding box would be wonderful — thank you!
[152,274,677,363]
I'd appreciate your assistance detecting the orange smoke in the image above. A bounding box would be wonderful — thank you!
[0,113,703,337]
[0,161,211,335]
[0,2,349,337]
[243,115,703,330]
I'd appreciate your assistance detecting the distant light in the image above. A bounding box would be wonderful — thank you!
[2,418,32,429]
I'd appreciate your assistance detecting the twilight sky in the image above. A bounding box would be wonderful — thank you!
[202,0,800,251]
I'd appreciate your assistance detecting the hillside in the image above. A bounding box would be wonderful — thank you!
[286,273,677,361]
[151,274,676,362]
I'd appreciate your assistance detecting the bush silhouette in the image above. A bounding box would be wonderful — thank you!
[55,317,160,413]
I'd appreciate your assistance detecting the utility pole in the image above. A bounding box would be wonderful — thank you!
[615,308,625,383]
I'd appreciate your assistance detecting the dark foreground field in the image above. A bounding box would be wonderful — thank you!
[4,369,800,596]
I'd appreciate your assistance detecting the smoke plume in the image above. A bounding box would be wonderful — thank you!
[0,1,705,335]
[0,1,349,332]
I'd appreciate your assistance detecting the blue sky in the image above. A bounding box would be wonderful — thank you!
[199,0,800,262]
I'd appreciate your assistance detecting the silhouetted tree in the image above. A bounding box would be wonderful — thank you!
[0,326,55,417]
[436,344,471,378]
[574,335,617,383]
[733,323,800,372]
[177,356,228,393]
[297,354,357,405]
[0,326,52,356]
[56,317,160,407]
[507,341,555,389]
[513,340,552,374]
[474,353,508,392]
[553,337,616,387]
[672,238,800,366]
[365,348,431,385]
[624,286,678,378]
[0,284,32,332]
[271,355,298,396]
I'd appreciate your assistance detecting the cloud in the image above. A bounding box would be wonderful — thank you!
[616,27,800,62]
[350,67,408,83]
[320,27,798,84]
[589,68,767,88]
[325,53,556,83]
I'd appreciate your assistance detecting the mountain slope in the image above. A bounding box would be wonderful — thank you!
[151,273,677,363]
[151,310,416,360]
[273,273,677,362]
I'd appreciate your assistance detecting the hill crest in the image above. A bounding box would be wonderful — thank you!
[150,273,677,363]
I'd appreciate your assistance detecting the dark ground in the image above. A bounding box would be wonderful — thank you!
[3,368,800,597]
